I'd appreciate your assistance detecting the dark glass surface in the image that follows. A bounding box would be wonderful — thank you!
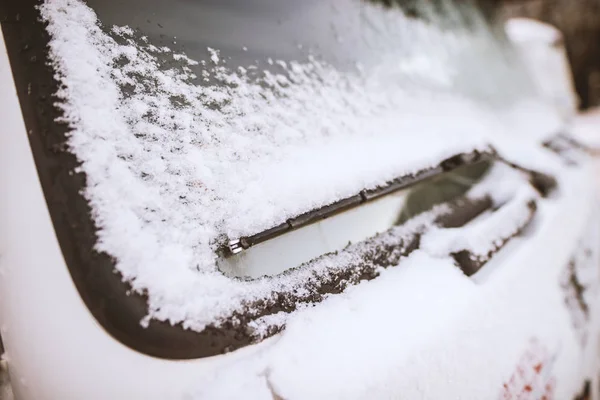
[87,0,374,72]
[83,0,533,104]
[398,160,492,224]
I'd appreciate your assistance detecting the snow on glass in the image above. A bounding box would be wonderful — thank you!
[40,0,561,335]
[38,1,600,399]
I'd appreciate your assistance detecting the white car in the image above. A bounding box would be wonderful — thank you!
[1,0,599,399]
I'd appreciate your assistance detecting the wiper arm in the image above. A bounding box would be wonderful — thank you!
[226,149,491,255]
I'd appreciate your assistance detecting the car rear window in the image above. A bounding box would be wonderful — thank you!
[0,0,558,359]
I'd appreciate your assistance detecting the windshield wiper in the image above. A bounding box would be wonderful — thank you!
[226,149,491,255]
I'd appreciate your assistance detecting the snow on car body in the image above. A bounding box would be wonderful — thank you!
[0,0,599,399]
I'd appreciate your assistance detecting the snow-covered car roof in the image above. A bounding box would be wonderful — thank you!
[3,0,568,358]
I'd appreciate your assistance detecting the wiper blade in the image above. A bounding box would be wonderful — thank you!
[226,149,492,255]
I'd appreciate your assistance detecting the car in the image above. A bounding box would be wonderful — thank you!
[1,0,599,399]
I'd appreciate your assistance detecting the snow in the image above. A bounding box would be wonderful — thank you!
[40,0,572,355]
[189,252,478,399]
[422,179,539,259]
[504,18,562,46]
[504,18,579,119]
[186,162,598,400]
[34,0,600,398]
[571,107,600,148]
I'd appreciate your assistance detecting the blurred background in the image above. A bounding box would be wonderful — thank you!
[498,0,600,110]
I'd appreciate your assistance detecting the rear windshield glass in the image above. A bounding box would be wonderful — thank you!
[2,0,550,359]
[85,0,535,104]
